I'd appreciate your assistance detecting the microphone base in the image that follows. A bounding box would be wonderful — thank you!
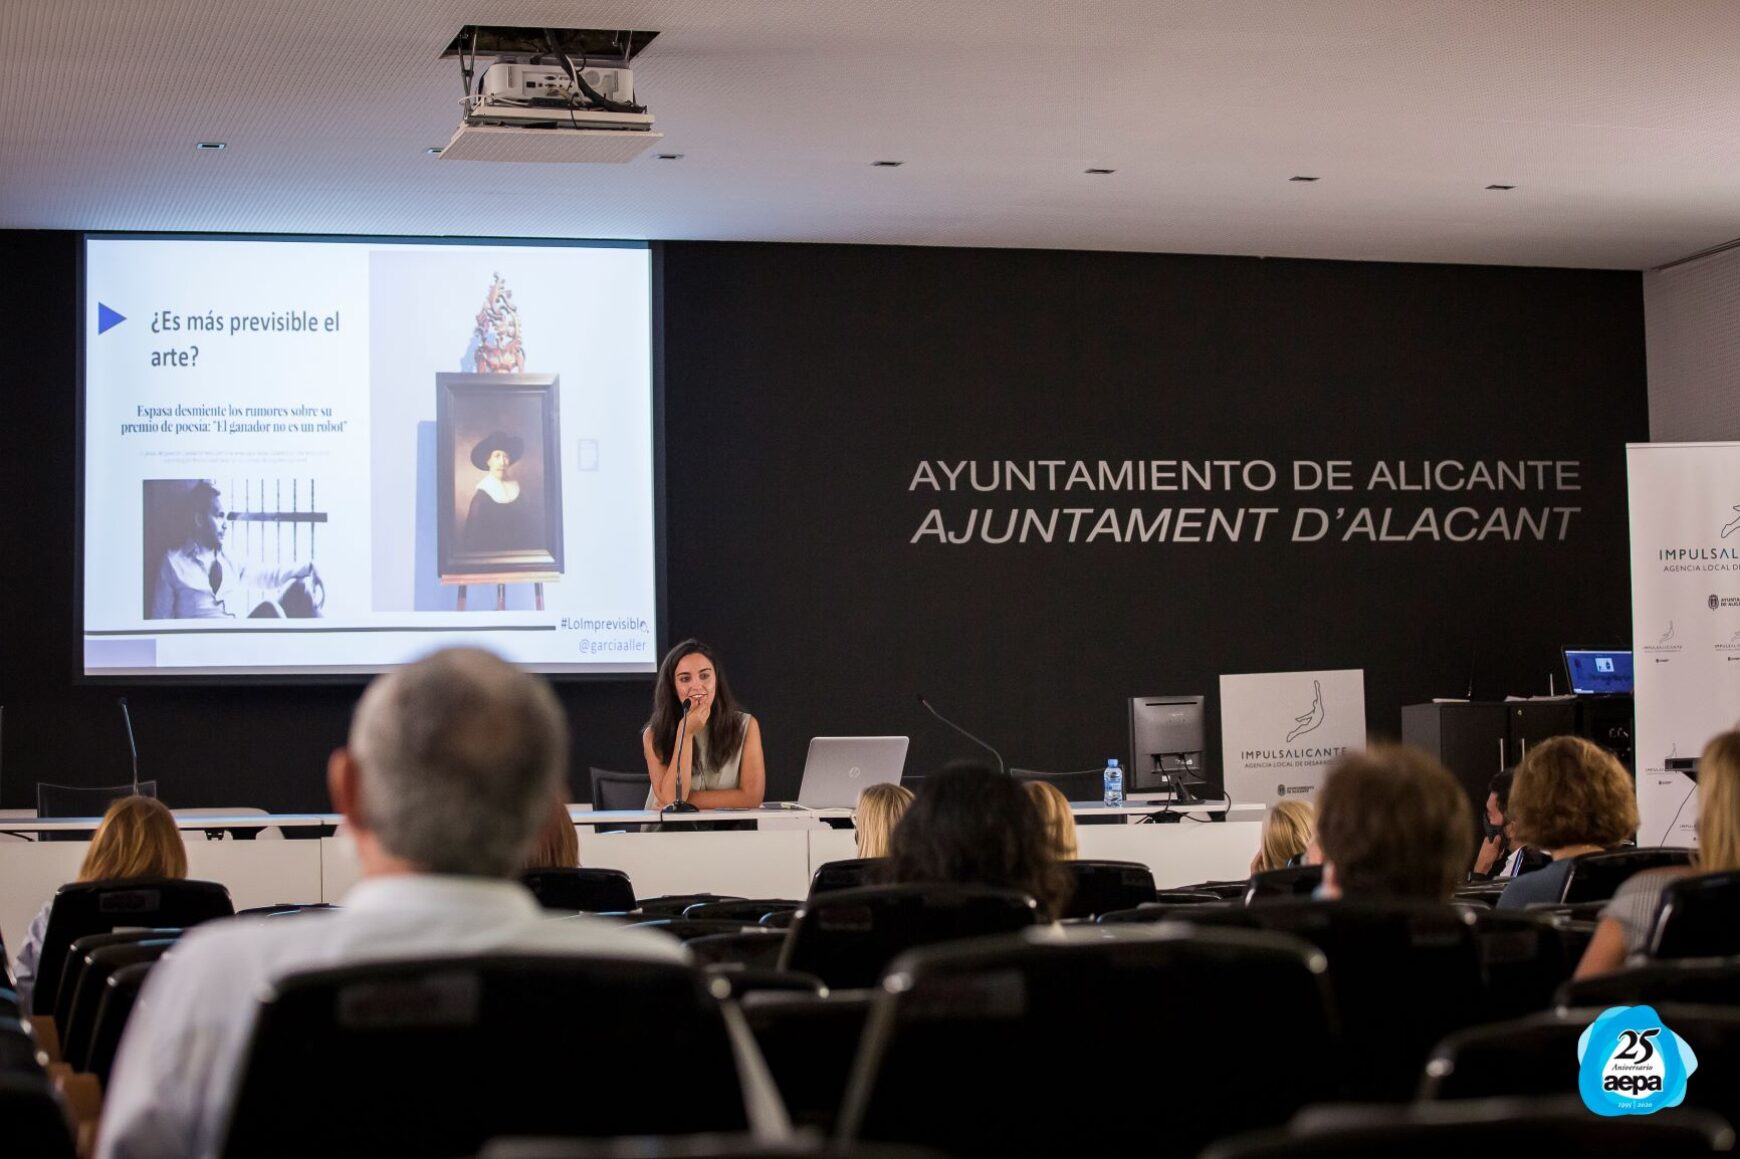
[661,801,701,815]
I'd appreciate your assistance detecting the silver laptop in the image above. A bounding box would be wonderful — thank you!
[796,736,910,808]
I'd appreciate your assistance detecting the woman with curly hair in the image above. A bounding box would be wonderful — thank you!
[1496,736,1638,910]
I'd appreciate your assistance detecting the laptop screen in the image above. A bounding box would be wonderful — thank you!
[1563,649,1634,695]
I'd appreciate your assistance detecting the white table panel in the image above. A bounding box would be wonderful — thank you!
[580,829,814,900]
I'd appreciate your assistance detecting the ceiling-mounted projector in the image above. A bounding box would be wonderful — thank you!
[439,56,661,163]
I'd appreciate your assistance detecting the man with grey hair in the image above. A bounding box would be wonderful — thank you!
[96,649,708,1159]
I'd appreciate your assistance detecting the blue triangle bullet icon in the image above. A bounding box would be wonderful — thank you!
[97,303,126,334]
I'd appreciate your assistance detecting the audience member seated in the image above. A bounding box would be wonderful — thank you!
[522,797,581,871]
[1025,780,1079,861]
[96,648,687,1159]
[888,763,1070,920]
[13,795,187,1012]
[1576,728,1740,978]
[1316,745,1472,901]
[1250,798,1315,875]
[852,783,913,859]
[1497,737,1638,910]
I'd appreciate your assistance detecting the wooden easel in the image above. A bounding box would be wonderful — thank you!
[442,572,559,611]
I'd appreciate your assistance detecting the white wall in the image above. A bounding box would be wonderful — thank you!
[1646,246,1740,440]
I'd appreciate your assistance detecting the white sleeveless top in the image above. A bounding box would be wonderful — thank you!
[646,711,749,807]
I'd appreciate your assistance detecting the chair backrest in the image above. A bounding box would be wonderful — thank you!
[841,926,1337,1159]
[740,991,877,1134]
[52,927,181,1032]
[0,1072,76,1159]
[682,931,790,970]
[589,769,649,831]
[1560,848,1696,904]
[34,782,159,842]
[62,939,176,1071]
[521,868,637,913]
[632,918,765,943]
[1154,889,1226,904]
[637,894,747,918]
[87,961,155,1088]
[1465,910,1576,1021]
[779,884,1041,989]
[220,955,753,1157]
[1009,768,1103,802]
[806,859,886,898]
[1057,860,1156,919]
[684,899,802,923]
[1194,898,1484,1100]
[1198,1098,1733,1159]
[1245,864,1324,903]
[1652,871,1740,959]
[1098,899,1241,923]
[171,806,286,841]
[1558,956,1740,1008]
[33,878,233,1014]
[1422,1004,1740,1126]
[0,1016,44,1074]
[760,910,798,930]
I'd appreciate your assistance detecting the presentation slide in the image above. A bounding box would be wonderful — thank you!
[82,235,659,676]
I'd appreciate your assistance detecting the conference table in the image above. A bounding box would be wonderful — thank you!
[0,799,1263,964]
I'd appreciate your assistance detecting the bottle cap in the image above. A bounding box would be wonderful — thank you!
[1108,759,1119,766]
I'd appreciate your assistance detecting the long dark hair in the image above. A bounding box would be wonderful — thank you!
[646,638,748,771]
[888,762,1071,919]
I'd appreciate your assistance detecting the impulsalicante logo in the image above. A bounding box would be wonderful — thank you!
[1578,1005,1698,1116]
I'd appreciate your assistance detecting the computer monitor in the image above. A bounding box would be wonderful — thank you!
[1563,649,1634,696]
[1127,695,1206,796]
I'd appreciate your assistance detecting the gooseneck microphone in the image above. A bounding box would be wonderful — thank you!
[118,697,141,793]
[663,696,700,814]
[916,694,1007,775]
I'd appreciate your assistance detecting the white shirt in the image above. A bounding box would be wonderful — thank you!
[149,540,301,619]
[11,899,50,1011]
[96,875,786,1158]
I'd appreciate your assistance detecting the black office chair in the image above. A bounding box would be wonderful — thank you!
[806,859,886,897]
[1189,899,1484,1100]
[1560,848,1695,904]
[1154,889,1226,904]
[1245,864,1323,903]
[1097,899,1240,923]
[631,918,765,943]
[51,928,180,1035]
[1200,1098,1732,1159]
[701,968,825,1000]
[1056,860,1156,919]
[742,991,877,1134]
[0,1073,76,1159]
[219,955,758,1157]
[760,909,799,930]
[685,899,802,922]
[480,1137,944,1159]
[32,878,232,1014]
[588,768,649,833]
[779,884,1040,990]
[841,925,1337,1159]
[1422,1004,1740,1125]
[1465,909,1577,1021]
[1559,956,1740,1008]
[0,1017,45,1074]
[61,938,176,1072]
[683,931,790,970]
[34,782,159,842]
[1652,872,1740,959]
[1009,768,1102,802]
[521,868,637,913]
[86,961,154,1088]
[637,894,746,918]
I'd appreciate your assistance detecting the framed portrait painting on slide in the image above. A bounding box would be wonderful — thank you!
[436,372,564,579]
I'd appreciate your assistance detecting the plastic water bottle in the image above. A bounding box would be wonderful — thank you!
[1103,758,1124,808]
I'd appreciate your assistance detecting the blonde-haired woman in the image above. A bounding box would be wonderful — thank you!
[14,796,189,1009]
[1026,781,1080,861]
[854,783,914,859]
[1577,729,1740,977]
[1251,798,1316,875]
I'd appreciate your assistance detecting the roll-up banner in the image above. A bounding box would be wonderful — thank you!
[1627,442,1740,847]
[1219,668,1367,809]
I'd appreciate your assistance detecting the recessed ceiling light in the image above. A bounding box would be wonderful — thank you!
[1085,168,1116,175]
[1486,184,1516,191]
[195,141,227,151]
[871,160,904,168]
[1289,175,1318,182]
[655,153,684,160]
[425,146,444,156]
